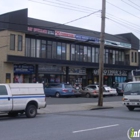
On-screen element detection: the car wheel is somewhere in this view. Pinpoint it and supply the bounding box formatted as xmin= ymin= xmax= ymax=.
xmin=127 ymin=106 xmax=135 ymax=111
xmin=55 ymin=92 xmax=60 ymax=98
xmin=86 ymin=93 xmax=90 ymax=98
xmin=25 ymin=104 xmax=37 ymax=118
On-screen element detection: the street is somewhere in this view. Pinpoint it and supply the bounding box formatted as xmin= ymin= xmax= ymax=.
xmin=0 ymin=97 xmax=140 ymax=140
xmin=46 ymin=95 xmax=122 ymax=105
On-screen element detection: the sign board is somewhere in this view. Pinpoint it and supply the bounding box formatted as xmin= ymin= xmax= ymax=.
xmin=93 ymin=69 xmax=127 ymax=76
xmin=14 ymin=64 xmax=34 ymax=74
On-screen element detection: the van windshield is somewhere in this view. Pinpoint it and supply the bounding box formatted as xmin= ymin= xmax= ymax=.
xmin=124 ymin=83 xmax=140 ymax=95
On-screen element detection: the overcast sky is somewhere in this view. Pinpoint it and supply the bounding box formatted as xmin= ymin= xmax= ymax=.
xmin=1 ymin=0 xmax=140 ymax=39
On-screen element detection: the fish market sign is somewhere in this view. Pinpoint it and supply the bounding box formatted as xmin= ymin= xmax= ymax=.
xmin=93 ymin=69 xmax=127 ymax=76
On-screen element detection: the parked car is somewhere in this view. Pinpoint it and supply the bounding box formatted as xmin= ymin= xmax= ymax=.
xmin=44 ymin=83 xmax=81 ymax=97
xmin=116 ymin=82 xmax=127 ymax=96
xmin=80 ymin=87 xmax=98 ymax=98
xmin=103 ymin=86 xmax=117 ymax=96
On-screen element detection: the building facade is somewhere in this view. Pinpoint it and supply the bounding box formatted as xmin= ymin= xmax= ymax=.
xmin=0 ymin=9 xmax=139 ymax=87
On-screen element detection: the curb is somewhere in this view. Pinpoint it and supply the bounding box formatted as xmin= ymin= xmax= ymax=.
xmin=90 ymin=106 xmax=114 ymax=110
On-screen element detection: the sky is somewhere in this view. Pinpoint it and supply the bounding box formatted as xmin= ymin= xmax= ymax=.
xmin=0 ymin=0 xmax=140 ymax=39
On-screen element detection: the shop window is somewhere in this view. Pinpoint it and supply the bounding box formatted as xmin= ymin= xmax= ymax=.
xmin=36 ymin=39 xmax=40 ymax=58
xmin=18 ymin=35 xmax=22 ymax=51
xmin=62 ymin=43 xmax=66 ymax=60
xmin=31 ymin=39 xmax=36 ymax=57
xmin=25 ymin=38 xmax=31 ymax=57
xmin=84 ymin=46 xmax=87 ymax=62
xmin=87 ymin=47 xmax=91 ymax=62
xmin=41 ymin=40 xmax=46 ymax=58
xmin=79 ymin=46 xmax=83 ymax=61
xmin=57 ymin=42 xmax=62 ymax=60
xmin=10 ymin=34 xmax=15 ymax=50
xmin=66 ymin=44 xmax=70 ymax=60
xmin=71 ymin=44 xmax=75 ymax=61
xmin=52 ymin=42 xmax=57 ymax=59
xmin=92 ymin=47 xmax=95 ymax=63
xmin=76 ymin=45 xmax=79 ymax=61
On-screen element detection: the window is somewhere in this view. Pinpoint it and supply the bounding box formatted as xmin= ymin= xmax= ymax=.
xmin=36 ymin=40 xmax=40 ymax=58
xmin=0 ymin=86 xmax=8 ymax=95
xmin=62 ymin=43 xmax=66 ymax=60
xmin=31 ymin=39 xmax=36 ymax=57
xmin=108 ymin=50 xmax=113 ymax=64
xmin=71 ymin=44 xmax=75 ymax=61
xmin=131 ymin=52 xmax=134 ymax=62
xmin=113 ymin=50 xmax=115 ymax=64
xmin=87 ymin=47 xmax=91 ymax=62
xmin=79 ymin=46 xmax=83 ymax=61
xmin=95 ymin=48 xmax=99 ymax=63
xmin=10 ymin=34 xmax=15 ymax=50
xmin=119 ymin=51 xmax=122 ymax=61
xmin=92 ymin=47 xmax=95 ymax=63
xmin=25 ymin=38 xmax=31 ymax=57
xmin=66 ymin=44 xmax=70 ymax=60
xmin=115 ymin=51 xmax=118 ymax=64
xmin=84 ymin=46 xmax=87 ymax=62
xmin=52 ymin=42 xmax=57 ymax=59
xmin=76 ymin=45 xmax=79 ymax=61
xmin=41 ymin=40 xmax=46 ymax=58
xmin=18 ymin=35 xmax=22 ymax=51
xmin=135 ymin=52 xmax=137 ymax=63
xmin=57 ymin=42 xmax=62 ymax=60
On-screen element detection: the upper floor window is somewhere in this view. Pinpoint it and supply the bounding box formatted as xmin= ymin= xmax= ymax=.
xmin=131 ymin=52 xmax=134 ymax=62
xmin=135 ymin=52 xmax=137 ymax=63
xmin=18 ymin=35 xmax=23 ymax=51
xmin=10 ymin=34 xmax=15 ymax=50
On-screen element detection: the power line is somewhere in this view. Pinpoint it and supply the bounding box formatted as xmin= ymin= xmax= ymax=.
xmin=55 ymin=0 xmax=98 ymax=11
xmin=107 ymin=17 xmax=140 ymax=34
xmin=59 ymin=10 xmax=101 ymax=25
xmin=128 ymin=0 xmax=140 ymax=8
xmin=121 ymin=0 xmax=140 ymax=11
xmin=107 ymin=1 xmax=140 ymax=20
xmin=29 ymin=0 xmax=92 ymax=13
xmin=41 ymin=0 xmax=95 ymax=12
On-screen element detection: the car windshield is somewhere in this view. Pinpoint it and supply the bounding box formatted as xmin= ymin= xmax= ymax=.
xmin=64 ymin=84 xmax=72 ymax=88
xmin=124 ymin=83 xmax=140 ymax=93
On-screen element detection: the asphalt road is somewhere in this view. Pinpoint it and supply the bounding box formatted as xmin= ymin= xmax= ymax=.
xmin=46 ymin=95 xmax=122 ymax=105
xmin=0 ymin=106 xmax=140 ymax=140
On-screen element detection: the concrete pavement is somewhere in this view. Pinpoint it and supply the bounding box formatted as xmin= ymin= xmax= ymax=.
xmin=38 ymin=101 xmax=123 ymax=114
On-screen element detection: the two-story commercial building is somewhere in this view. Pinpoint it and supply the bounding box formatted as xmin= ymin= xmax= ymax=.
xmin=0 ymin=9 xmax=139 ymax=86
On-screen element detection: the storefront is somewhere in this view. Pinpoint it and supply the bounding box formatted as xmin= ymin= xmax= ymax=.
xmin=63 ymin=67 xmax=86 ymax=86
xmin=14 ymin=64 xmax=35 ymax=83
xmin=93 ymin=69 xmax=128 ymax=87
xmin=38 ymin=65 xmax=64 ymax=83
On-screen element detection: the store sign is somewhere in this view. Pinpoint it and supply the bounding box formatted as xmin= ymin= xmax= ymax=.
xmin=14 ymin=64 xmax=34 ymax=74
xmin=55 ymin=31 xmax=75 ymax=39
xmin=38 ymin=65 xmax=63 ymax=73
xmin=63 ymin=67 xmax=86 ymax=75
xmin=75 ymin=35 xmax=99 ymax=43
xmin=105 ymin=40 xmax=131 ymax=49
xmin=28 ymin=27 xmax=55 ymax=35
xmin=93 ymin=69 xmax=127 ymax=76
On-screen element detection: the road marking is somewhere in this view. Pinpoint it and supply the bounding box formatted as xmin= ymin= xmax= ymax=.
xmin=73 ymin=124 xmax=119 ymax=133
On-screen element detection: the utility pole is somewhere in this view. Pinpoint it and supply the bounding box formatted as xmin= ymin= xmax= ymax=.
xmin=98 ymin=0 xmax=106 ymax=106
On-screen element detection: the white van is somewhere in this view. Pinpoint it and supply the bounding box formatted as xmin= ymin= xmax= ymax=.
xmin=0 ymin=83 xmax=46 ymax=118
xmin=123 ymin=81 xmax=140 ymax=111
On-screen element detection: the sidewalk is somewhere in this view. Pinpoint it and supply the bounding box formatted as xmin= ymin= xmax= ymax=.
xmin=38 ymin=101 xmax=123 ymax=114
